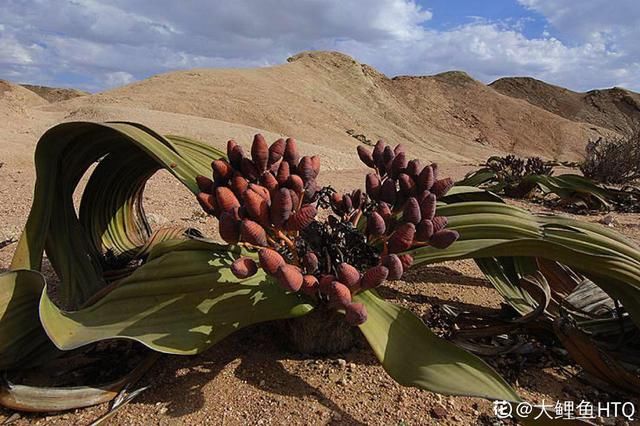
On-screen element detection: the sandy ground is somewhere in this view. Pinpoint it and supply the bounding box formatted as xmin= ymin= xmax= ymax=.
xmin=2 ymin=158 xmax=639 ymax=425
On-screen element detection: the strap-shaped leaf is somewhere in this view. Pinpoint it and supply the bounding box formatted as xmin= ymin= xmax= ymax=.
xmin=442 ymin=185 xmax=504 ymax=203
xmin=475 ymin=257 xmax=539 ymax=316
xmin=39 ymin=241 xmax=313 ymax=354
xmin=0 ymin=270 xmax=59 ymax=370
xmin=410 ymin=202 xmax=640 ymax=328
xmin=2 ymin=122 xmax=227 ymax=369
xmin=456 ymin=168 xmax=497 ymax=187
xmin=11 ymin=122 xmax=211 ymax=307
xmin=355 ymin=291 xmax=520 ymax=401
xmin=524 ymin=174 xmax=614 ymax=210
xmin=457 ymin=165 xmax=634 ymax=211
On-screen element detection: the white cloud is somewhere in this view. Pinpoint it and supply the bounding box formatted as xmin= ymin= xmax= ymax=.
xmin=518 ymin=0 xmax=640 ymax=42
xmin=0 ymin=33 xmax=35 ymax=66
xmin=104 ymin=71 xmax=134 ymax=88
xmin=0 ymin=0 xmax=638 ymax=92
xmin=334 ymin=22 xmax=634 ymax=91
xmin=516 ymin=0 xmax=640 ymax=89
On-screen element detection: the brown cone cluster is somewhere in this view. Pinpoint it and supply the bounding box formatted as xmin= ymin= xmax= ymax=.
xmin=197 ymin=135 xmax=320 ymax=235
xmin=321 ymin=140 xmax=460 ymax=292
xmin=358 ymin=140 xmax=459 ymax=252
xmin=196 ymin=135 xmax=460 ymax=326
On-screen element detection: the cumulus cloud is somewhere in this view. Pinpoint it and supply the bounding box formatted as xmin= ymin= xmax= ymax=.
xmin=517 ymin=0 xmax=640 ymax=89
xmin=518 ymin=0 xmax=640 ymax=43
xmin=334 ymin=22 xmax=636 ymax=91
xmin=0 ymin=0 xmax=638 ymax=91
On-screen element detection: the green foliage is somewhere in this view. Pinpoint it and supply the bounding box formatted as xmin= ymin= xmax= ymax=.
xmin=458 ymin=154 xmax=640 ymax=212
xmin=356 ymin=291 xmax=519 ymax=401
xmin=40 ymin=241 xmax=313 ymax=354
xmin=457 ymin=155 xmax=552 ymax=198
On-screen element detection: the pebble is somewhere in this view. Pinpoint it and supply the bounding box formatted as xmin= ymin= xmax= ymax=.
xmin=599 ymin=214 xmax=616 ymax=227
xmin=430 ymin=405 xmax=448 ymax=419
xmin=336 ymin=358 xmax=347 ymax=368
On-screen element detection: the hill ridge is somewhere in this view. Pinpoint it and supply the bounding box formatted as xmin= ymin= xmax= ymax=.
xmin=47 ymin=50 xmax=614 ymax=162
xmin=491 ymin=76 xmax=640 ymax=135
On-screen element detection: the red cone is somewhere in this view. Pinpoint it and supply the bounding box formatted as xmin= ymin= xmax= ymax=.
xmin=357 ymin=145 xmax=375 ymax=168
xmin=231 ymin=257 xmax=258 ymax=278
xmin=251 ymin=134 xmax=269 ymax=172
xmin=275 ymin=264 xmax=303 ymax=292
xmin=337 ymin=263 xmax=361 ymax=289
xmin=345 ymin=303 xmax=368 ymax=325
xmin=361 ymin=265 xmax=389 ymax=289
xmin=387 ymin=223 xmax=416 ymax=253
xmin=382 ymin=254 xmax=403 ymax=280
xmin=258 ymin=248 xmax=285 ymax=274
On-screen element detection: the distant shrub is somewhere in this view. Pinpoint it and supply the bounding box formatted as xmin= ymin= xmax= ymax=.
xmin=483 ymin=155 xmax=553 ymax=197
xmin=346 ymin=129 xmax=373 ymax=146
xmin=581 ymin=131 xmax=640 ymax=185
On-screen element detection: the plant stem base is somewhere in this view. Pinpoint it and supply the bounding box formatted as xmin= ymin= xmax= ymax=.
xmin=279 ymin=305 xmax=361 ymax=355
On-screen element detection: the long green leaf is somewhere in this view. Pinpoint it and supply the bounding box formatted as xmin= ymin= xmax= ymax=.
xmin=475 ymin=257 xmax=538 ymax=316
xmin=0 ymin=270 xmax=59 ymax=370
xmin=1 ymin=122 xmax=229 ymax=368
xmin=441 ymin=185 xmax=504 ymax=203
xmin=39 ymin=241 xmax=313 ymax=354
xmin=410 ymin=202 xmax=640 ymax=328
xmin=355 ymin=291 xmax=520 ymax=401
xmin=11 ymin=122 xmax=215 ymax=307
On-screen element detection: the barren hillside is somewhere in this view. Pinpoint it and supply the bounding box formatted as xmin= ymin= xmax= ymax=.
xmin=491 ymin=77 xmax=640 ymax=135
xmin=0 ymin=80 xmax=47 ymax=118
xmin=52 ymin=51 xmax=613 ymax=162
xmin=21 ymin=84 xmax=89 ymax=103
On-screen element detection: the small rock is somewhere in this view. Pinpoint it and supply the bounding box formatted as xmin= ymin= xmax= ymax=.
xmin=259 ymin=379 xmax=266 ymax=386
xmin=348 ymin=362 xmax=356 ymax=370
xmin=159 ymin=406 xmax=168 ymax=415
xmin=336 ymin=358 xmax=347 ymax=368
xmin=430 ymin=405 xmax=448 ymax=419
xmin=599 ymin=215 xmax=617 ymax=227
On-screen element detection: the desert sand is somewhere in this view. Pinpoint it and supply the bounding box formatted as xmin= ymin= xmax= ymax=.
xmin=1 ymin=51 xmax=639 ymax=425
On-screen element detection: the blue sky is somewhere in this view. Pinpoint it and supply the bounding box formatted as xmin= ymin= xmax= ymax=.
xmin=1 ymin=0 xmax=638 ymax=92
xmin=419 ymin=0 xmax=544 ymax=34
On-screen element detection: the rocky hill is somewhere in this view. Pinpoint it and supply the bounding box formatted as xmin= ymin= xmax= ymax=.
xmin=4 ymin=51 xmax=637 ymax=165
xmin=21 ymin=84 xmax=88 ymax=103
xmin=491 ymin=77 xmax=640 ymax=135
xmin=0 ymin=79 xmax=47 ymax=118
xmin=52 ymin=51 xmax=612 ymax=162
